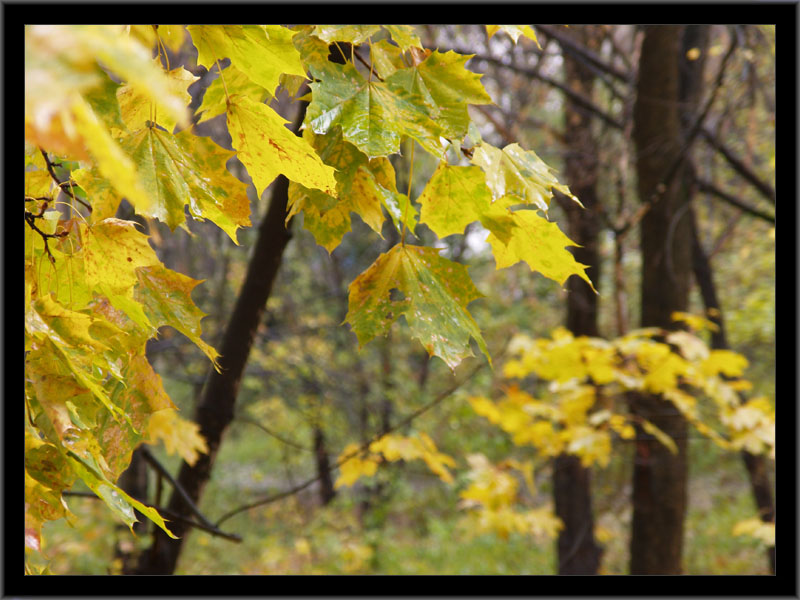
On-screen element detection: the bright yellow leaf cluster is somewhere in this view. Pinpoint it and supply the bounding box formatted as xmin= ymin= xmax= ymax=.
xmin=147 ymin=408 xmax=209 ymax=466
xmin=458 ymin=454 xmax=562 ymax=540
xmin=484 ymin=319 xmax=774 ymax=466
xmin=334 ymin=433 xmax=456 ymax=489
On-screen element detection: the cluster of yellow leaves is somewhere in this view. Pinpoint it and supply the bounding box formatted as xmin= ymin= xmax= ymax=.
xmin=458 ymin=454 xmax=562 ymax=540
xmin=732 ymin=517 xmax=775 ymax=546
xmin=479 ymin=316 xmax=774 ymax=466
xmin=147 ymin=409 xmax=209 ymax=466
xmin=334 ymin=433 xmax=456 ymax=489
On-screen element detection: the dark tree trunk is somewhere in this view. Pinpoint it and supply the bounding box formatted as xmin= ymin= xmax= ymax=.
xmin=629 ymin=25 xmax=691 ymax=575
xmin=552 ymin=24 xmax=603 ymax=576
xmin=313 ymin=426 xmax=337 ymax=506
xmin=134 ymin=100 xmax=308 ymax=575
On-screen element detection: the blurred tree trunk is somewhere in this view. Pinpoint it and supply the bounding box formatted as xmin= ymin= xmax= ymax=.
xmin=116 ymin=447 xmax=149 ymax=574
xmin=133 ymin=98 xmax=308 ymax=575
xmin=552 ymin=24 xmax=604 ymax=576
xmin=679 ymin=25 xmax=776 ymax=574
xmin=313 ymin=425 xmax=337 ymax=506
xmin=629 ymin=25 xmax=691 ymax=575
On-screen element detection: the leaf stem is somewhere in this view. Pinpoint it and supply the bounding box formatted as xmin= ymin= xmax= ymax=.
xmin=215 ymin=58 xmax=231 ymax=108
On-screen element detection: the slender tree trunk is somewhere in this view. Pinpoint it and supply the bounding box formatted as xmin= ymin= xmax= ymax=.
xmin=134 ymin=99 xmax=308 ymax=575
xmin=313 ymin=426 xmax=337 ymax=506
xmin=629 ymin=25 xmax=691 ymax=575
xmin=552 ymin=24 xmax=604 ymax=576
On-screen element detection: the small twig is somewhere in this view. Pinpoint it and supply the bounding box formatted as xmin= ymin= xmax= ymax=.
xmin=138 ymin=446 xmax=217 ymax=531
xmin=695 ymin=177 xmax=774 ymax=224
xmin=39 ymin=148 xmax=92 ymax=213
xmin=234 ymin=416 xmax=313 ymax=452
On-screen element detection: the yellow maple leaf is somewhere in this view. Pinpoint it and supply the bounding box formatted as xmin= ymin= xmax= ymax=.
xmin=147 ymin=409 xmax=208 ymax=466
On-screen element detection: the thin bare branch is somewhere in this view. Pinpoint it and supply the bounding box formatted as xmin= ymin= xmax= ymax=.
xmin=695 ymin=177 xmax=775 ymax=223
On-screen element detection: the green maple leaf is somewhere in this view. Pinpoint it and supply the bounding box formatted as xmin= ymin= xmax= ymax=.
xmin=122 ymin=127 xmax=252 ymax=242
xmin=345 ymin=244 xmax=490 ymax=370
xmin=287 ymin=128 xmax=413 ymax=252
xmin=306 ymin=58 xmax=447 ymax=159
xmin=471 ymin=142 xmax=580 ymax=212
xmin=386 ymin=50 xmax=493 ymax=140
xmin=188 ymin=25 xmax=306 ymax=97
xmin=487 ymin=209 xmax=595 ymax=291
xmin=418 ymin=162 xmax=516 ymax=239
xmin=227 ymin=95 xmax=338 ymax=198
xmin=382 ymin=25 xmax=423 ymax=51
xmin=134 ymin=264 xmax=220 ymax=368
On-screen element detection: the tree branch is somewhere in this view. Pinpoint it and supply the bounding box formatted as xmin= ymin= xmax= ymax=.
xmin=534 ymin=25 xmax=631 ymax=83
xmin=699 ymin=127 xmax=776 ymax=205
xmin=39 ymin=148 xmax=93 ymax=213
xmin=695 ymin=177 xmax=775 ymax=223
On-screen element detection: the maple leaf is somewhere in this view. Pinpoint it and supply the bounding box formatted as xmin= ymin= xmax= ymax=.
xmin=387 ymin=50 xmax=493 ymax=140
xmin=486 ymin=209 xmax=595 ymax=290
xmin=134 ymin=263 xmax=220 ymax=368
xmin=117 ymin=60 xmax=198 ymax=133
xmin=306 ymin=58 xmax=446 ymax=159
xmin=128 ymin=25 xmax=187 ymax=54
xmin=148 ymin=408 xmax=209 ymax=466
xmin=122 ymin=127 xmax=251 ymax=242
xmin=287 ymin=128 xmax=412 ymax=252
xmin=382 ymin=25 xmax=423 ymax=51
xmin=227 ymin=95 xmax=337 ymax=198
xmin=471 ymin=142 xmax=579 ymax=212
xmin=312 ymin=25 xmax=381 ymax=45
xmin=334 ymin=443 xmax=380 ymax=489
xmin=197 ymin=63 xmax=270 ymax=124
xmin=345 ymin=244 xmax=489 ymax=370
xmin=486 ymin=25 xmax=541 ymax=49
xmin=188 ymin=25 xmax=307 ymax=97
xmin=417 ymin=162 xmax=515 ymax=239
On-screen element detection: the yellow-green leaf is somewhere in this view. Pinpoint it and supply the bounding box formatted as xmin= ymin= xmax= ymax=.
xmin=188 ymin=25 xmax=306 ymax=97
xmin=345 ymin=244 xmax=489 ymax=370
xmin=227 ymin=95 xmax=337 ymax=198
xmin=134 ymin=263 xmax=220 ymax=368
xmin=117 ymin=60 xmax=198 ymax=133
xmin=312 ymin=25 xmax=381 ymax=45
xmin=486 ymin=209 xmax=595 ymax=290
xmin=418 ymin=162 xmax=512 ymax=239
xmin=471 ymin=142 xmax=579 ymax=212
xmin=306 ymin=58 xmax=447 ymax=159
xmin=386 ymin=50 xmax=493 ymax=139
xmin=122 ymin=127 xmax=251 ymax=242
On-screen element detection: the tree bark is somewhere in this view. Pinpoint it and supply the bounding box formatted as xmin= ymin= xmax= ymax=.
xmin=552 ymin=24 xmax=603 ymax=576
xmin=629 ymin=25 xmax=691 ymax=575
xmin=134 ymin=100 xmax=307 ymax=575
xmin=313 ymin=426 xmax=337 ymax=506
